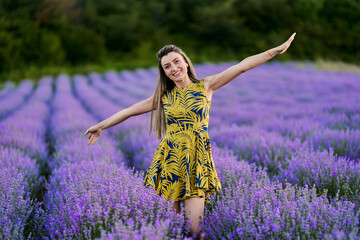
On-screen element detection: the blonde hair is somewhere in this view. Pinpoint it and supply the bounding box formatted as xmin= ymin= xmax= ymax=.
xmin=150 ymin=45 xmax=198 ymax=140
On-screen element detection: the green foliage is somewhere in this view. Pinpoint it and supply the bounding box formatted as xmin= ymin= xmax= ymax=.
xmin=57 ymin=24 xmax=106 ymax=64
xmin=0 ymin=20 xmax=23 ymax=72
xmin=0 ymin=0 xmax=359 ymax=83
xmin=0 ymin=18 xmax=66 ymax=72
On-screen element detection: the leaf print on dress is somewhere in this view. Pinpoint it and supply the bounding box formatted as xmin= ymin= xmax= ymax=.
xmin=143 ymin=79 xmax=221 ymax=205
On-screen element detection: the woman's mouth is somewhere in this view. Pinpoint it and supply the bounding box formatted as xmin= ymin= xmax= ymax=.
xmin=173 ymin=70 xmax=181 ymax=76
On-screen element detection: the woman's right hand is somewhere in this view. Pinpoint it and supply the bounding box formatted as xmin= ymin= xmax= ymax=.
xmin=84 ymin=125 xmax=103 ymax=145
xmin=275 ymin=32 xmax=296 ymax=55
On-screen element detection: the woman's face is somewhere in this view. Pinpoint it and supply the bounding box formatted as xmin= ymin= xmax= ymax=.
xmin=160 ymin=51 xmax=189 ymax=82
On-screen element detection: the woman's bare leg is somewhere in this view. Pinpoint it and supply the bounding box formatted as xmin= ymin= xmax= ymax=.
xmin=172 ymin=200 xmax=181 ymax=214
xmin=184 ymin=197 xmax=205 ymax=238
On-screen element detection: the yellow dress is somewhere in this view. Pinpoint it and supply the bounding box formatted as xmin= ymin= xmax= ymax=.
xmin=143 ymin=79 xmax=221 ymax=205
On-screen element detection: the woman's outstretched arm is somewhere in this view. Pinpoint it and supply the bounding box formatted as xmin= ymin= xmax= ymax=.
xmin=84 ymin=95 xmax=155 ymax=145
xmin=204 ymin=32 xmax=296 ymax=93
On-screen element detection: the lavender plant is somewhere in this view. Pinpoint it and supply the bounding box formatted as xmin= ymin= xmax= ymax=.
xmin=211 ymin=124 xmax=303 ymax=176
xmin=40 ymin=160 xmax=189 ymax=239
xmin=0 ymin=77 xmax=52 ymax=156
xmin=307 ymin=128 xmax=360 ymax=161
xmin=0 ymin=81 xmax=15 ymax=99
xmin=0 ymin=146 xmax=39 ymax=187
xmin=0 ymin=80 xmax=33 ymax=118
xmin=0 ymin=167 xmax=35 ymax=239
xmin=277 ymin=148 xmax=360 ymax=204
xmin=97 ymin=218 xmax=192 ymax=240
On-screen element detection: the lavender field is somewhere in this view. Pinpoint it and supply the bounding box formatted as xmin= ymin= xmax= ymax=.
xmin=1 ymin=62 xmax=360 ymax=239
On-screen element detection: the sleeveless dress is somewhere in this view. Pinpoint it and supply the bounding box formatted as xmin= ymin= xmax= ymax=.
xmin=143 ymin=79 xmax=221 ymax=205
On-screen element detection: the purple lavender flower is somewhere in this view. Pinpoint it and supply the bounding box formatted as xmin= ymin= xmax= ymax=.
xmin=277 ymin=147 xmax=360 ymax=202
xmin=0 ymin=167 xmax=34 ymax=239
xmin=0 ymin=80 xmax=33 ymax=118
xmin=0 ymin=81 xmax=15 ymax=99
xmin=307 ymin=128 xmax=360 ymax=161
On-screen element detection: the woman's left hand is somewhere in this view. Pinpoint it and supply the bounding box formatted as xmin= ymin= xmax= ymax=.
xmin=84 ymin=125 xmax=103 ymax=145
xmin=276 ymin=32 xmax=296 ymax=55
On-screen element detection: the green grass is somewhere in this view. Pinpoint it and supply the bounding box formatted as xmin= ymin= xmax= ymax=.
xmin=313 ymin=58 xmax=360 ymax=72
xmin=296 ymin=58 xmax=360 ymax=73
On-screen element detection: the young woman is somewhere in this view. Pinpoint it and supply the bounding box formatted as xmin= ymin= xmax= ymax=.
xmin=84 ymin=32 xmax=296 ymax=239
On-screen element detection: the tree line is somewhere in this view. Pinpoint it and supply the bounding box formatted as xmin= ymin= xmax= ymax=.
xmin=0 ymin=0 xmax=359 ymax=80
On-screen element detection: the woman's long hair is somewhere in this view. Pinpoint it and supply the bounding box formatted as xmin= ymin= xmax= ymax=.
xmin=150 ymin=45 xmax=198 ymax=140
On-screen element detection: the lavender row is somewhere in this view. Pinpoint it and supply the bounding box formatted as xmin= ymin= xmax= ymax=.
xmin=73 ymin=74 xmax=130 ymax=131
xmin=84 ymin=72 xmax=159 ymax=170
xmin=48 ymin=74 xmax=123 ymax=169
xmin=0 ymin=146 xmax=40 ymax=239
xmin=88 ymin=73 xmax=132 ymax=108
xmin=0 ymin=77 xmax=53 ymax=239
xmin=0 ymin=81 xmax=15 ymax=99
xmin=73 ymin=74 xmax=156 ymax=169
xmin=307 ymin=128 xmax=360 ymax=161
xmin=0 ymin=77 xmax=52 ymax=156
xmin=0 ymin=166 xmax=39 ymax=239
xmin=277 ymin=148 xmax=360 ymax=203
xmin=0 ymin=76 xmax=52 ymax=183
xmin=0 ymin=80 xmax=33 ymax=119
xmin=103 ymin=70 xmax=155 ymax=99
xmin=210 ymin=124 xmax=303 ymax=176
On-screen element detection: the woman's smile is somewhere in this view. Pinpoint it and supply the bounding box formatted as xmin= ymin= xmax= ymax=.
xmin=172 ymin=70 xmax=182 ymax=77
